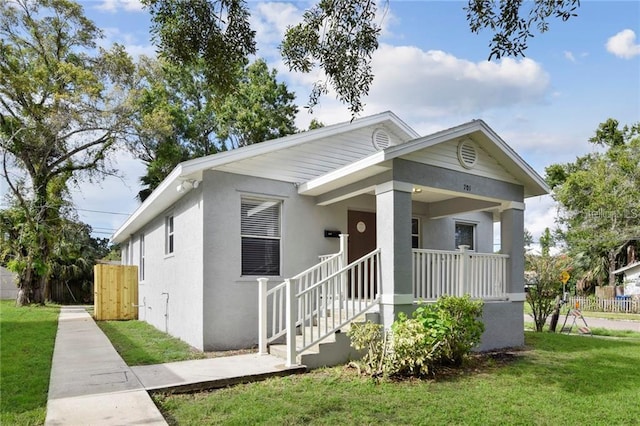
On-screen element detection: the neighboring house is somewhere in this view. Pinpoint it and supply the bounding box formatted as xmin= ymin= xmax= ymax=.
xmin=613 ymin=262 xmax=640 ymax=297
xmin=112 ymin=111 xmax=547 ymax=362
xmin=1 ymin=266 xmax=18 ymax=300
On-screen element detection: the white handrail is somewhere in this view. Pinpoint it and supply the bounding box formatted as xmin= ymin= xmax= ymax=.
xmin=258 ymin=235 xmax=348 ymax=355
xmin=294 ymin=248 xmax=381 ymax=357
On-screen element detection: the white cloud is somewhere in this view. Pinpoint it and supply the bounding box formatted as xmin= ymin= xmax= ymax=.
xmin=96 ymin=0 xmax=144 ymax=13
xmin=251 ymin=2 xmax=304 ymax=59
xmin=364 ymin=44 xmax=550 ymax=121
xmin=606 ymin=29 xmax=640 ymax=59
xmin=564 ymin=51 xmax=576 ymax=62
xmin=70 ymin=150 xmax=146 ymax=236
xmin=99 ymin=27 xmax=155 ymax=59
xmin=524 ymin=194 xmax=561 ymax=254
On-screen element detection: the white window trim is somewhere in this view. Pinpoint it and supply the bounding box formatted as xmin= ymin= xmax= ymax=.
xmin=240 ymin=196 xmax=282 ymax=277
xmin=165 ymin=214 xmax=175 ymax=256
xmin=454 ymin=221 xmax=476 ymax=251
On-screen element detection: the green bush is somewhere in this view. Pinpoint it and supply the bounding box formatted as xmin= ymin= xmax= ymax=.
xmin=347 ymin=321 xmax=385 ymax=376
xmin=413 ymin=295 xmax=484 ymax=366
xmin=388 ymin=314 xmax=441 ymax=377
xmin=348 ymin=295 xmax=485 ymax=378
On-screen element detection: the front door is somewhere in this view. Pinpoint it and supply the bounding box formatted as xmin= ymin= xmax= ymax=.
xmin=347 ymin=211 xmax=377 ymax=297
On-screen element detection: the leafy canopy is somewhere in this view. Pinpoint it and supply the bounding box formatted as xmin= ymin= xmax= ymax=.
xmin=127 ymin=57 xmax=298 ymax=200
xmin=143 ymin=0 xmax=581 ymax=116
xmin=545 ymin=119 xmax=640 ymax=286
xmin=0 ymin=0 xmax=134 ymax=303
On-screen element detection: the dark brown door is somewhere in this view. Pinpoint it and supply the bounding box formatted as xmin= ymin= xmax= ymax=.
xmin=347 ymin=211 xmax=377 ymax=298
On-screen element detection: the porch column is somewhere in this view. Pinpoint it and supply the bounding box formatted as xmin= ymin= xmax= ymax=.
xmin=375 ymin=181 xmax=414 ymax=330
xmin=500 ymin=203 xmax=526 ymax=300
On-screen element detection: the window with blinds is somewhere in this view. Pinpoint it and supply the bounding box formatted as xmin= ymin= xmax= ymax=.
xmin=241 ymin=198 xmax=281 ymax=276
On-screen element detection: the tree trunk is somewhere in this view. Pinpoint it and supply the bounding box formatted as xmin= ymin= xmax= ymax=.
xmin=16 ymin=288 xmax=29 ymax=306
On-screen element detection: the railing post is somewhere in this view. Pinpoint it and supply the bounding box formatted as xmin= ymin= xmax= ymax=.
xmin=458 ymin=245 xmax=470 ymax=296
xmin=257 ymin=278 xmax=269 ymax=355
xmin=285 ymin=278 xmax=298 ymax=367
xmin=339 ymin=234 xmax=348 ymax=308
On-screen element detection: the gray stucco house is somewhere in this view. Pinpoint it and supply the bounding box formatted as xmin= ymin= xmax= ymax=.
xmin=112 ymin=111 xmax=548 ymax=364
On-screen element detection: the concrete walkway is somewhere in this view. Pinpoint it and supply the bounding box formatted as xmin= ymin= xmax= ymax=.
xmin=45 ymin=306 xmax=305 ymax=425
xmin=132 ymin=354 xmax=306 ymax=393
xmin=45 ymin=306 xmax=167 ymax=425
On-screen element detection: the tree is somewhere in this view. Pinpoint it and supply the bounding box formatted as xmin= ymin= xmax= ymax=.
xmin=525 ymin=253 xmax=572 ymax=332
xmin=0 ymin=0 xmax=134 ymax=304
xmin=545 ymin=119 xmax=640 ymax=287
xmin=129 ymin=57 xmax=298 ymax=199
xmin=215 ymin=59 xmax=298 ymax=149
xmin=143 ymin=0 xmax=580 ymax=116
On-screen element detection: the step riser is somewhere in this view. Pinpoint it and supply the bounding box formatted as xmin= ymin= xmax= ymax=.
xmin=269 ymin=313 xmax=379 ymax=369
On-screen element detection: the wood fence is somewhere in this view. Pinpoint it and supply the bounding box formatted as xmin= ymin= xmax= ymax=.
xmin=94 ymin=264 xmax=138 ymax=320
xmin=567 ymin=296 xmax=640 ymax=314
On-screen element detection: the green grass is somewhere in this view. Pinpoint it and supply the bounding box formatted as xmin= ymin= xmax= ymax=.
xmin=154 ymin=333 xmax=640 ymax=425
xmin=0 ymin=300 xmax=60 ymax=426
xmin=96 ymin=320 xmax=206 ymax=365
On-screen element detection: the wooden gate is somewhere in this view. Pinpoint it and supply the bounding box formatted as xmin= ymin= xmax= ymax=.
xmin=94 ymin=264 xmax=138 ymax=320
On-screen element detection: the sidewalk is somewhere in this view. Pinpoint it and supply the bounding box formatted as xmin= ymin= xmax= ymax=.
xmin=524 ymin=314 xmax=640 ymax=332
xmin=45 ymin=306 xmax=167 ymax=426
xmin=45 ymin=306 xmax=306 ymax=425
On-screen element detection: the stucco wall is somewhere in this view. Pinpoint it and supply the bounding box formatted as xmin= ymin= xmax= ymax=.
xmin=477 ymin=301 xmax=525 ymax=350
xmin=128 ymin=187 xmax=205 ymax=350
xmin=201 ymin=170 xmax=366 ymax=350
xmin=419 ymin=211 xmax=494 ymax=253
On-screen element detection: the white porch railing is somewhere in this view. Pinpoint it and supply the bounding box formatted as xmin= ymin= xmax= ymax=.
xmin=258 ymin=235 xmax=380 ymax=367
xmin=413 ymin=246 xmax=508 ymax=300
xmin=294 ymin=248 xmax=380 ymax=357
xmin=258 ymin=235 xmax=348 ymax=357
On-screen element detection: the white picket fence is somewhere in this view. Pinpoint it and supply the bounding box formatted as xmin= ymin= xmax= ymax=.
xmin=567 ymin=296 xmax=640 ymax=314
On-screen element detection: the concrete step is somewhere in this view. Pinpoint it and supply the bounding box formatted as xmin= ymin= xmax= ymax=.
xmin=269 ymin=311 xmax=379 ymax=369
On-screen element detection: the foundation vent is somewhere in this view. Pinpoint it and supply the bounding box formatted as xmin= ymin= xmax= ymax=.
xmin=457 ymin=139 xmax=478 ymax=169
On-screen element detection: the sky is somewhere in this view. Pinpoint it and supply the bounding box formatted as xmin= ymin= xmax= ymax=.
xmin=8 ymin=0 xmax=640 ymax=246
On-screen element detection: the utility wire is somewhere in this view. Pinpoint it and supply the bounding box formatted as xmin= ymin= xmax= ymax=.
xmin=76 ymin=208 xmax=130 ymax=216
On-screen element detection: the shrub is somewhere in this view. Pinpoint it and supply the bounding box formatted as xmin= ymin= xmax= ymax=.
xmin=348 ymin=295 xmax=485 ymax=378
xmin=347 ymin=321 xmax=385 ymax=377
xmin=413 ymin=295 xmax=485 ymax=366
xmin=387 ymin=314 xmax=441 ymax=377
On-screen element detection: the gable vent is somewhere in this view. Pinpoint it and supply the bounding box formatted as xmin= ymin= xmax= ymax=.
xmin=372 ymin=129 xmax=392 ymax=151
xmin=457 ymin=139 xmax=478 ymax=169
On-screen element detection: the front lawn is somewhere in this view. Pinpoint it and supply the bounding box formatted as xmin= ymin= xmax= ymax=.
xmin=154 ymin=332 xmax=640 ymax=425
xmin=96 ymin=320 xmax=206 ymax=365
xmin=0 ymin=300 xmax=60 ymax=425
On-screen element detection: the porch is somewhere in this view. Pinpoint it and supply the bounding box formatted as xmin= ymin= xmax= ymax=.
xmin=257 ymin=235 xmax=509 ymax=367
